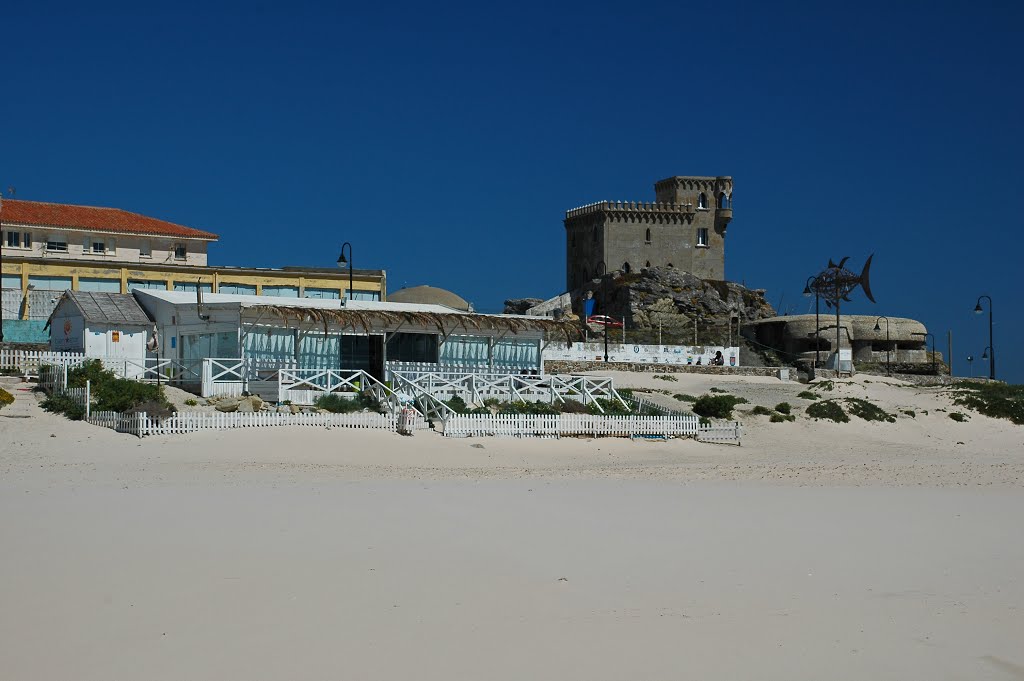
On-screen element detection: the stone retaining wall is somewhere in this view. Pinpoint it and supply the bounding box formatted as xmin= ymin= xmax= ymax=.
xmin=545 ymin=360 xmax=791 ymax=378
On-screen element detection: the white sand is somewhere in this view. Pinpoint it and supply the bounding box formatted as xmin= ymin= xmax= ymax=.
xmin=1 ymin=374 xmax=1022 ymax=680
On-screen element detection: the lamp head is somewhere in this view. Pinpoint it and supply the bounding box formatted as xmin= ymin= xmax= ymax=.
xmin=967 ymin=355 xmax=973 ymax=362
xmin=974 ymin=302 xmax=983 ymax=314
xmin=337 ymin=252 xmax=348 ymax=267
xmin=981 ymin=349 xmax=989 ymax=360
xmin=873 ymin=322 xmax=881 ymax=332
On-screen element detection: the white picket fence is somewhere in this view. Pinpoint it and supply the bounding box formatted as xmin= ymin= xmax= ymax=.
xmin=1 ymin=348 xmax=86 ymax=373
xmin=697 ymin=423 xmax=744 ymax=445
xmin=87 ymin=409 xmax=409 ymax=438
xmin=443 ymin=413 xmax=734 ymax=439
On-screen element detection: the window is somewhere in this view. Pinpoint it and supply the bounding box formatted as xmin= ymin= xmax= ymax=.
xmin=173 ymin=282 xmax=213 ymax=293
xmin=262 ymin=286 xmax=300 ymax=298
xmin=698 ymin=193 xmax=708 ymax=210
xmin=140 ymin=241 xmax=151 ymax=257
xmin=719 ymin=193 xmax=731 ymax=209
xmin=28 ymin=275 xmax=72 ymax=290
xmin=218 ymin=283 xmax=257 ymax=295
xmin=91 ymin=241 xmax=106 ymax=254
xmin=645 ymin=261 xmax=651 ymax=268
xmin=174 ymin=244 xmax=187 ymax=259
xmin=127 ymin=280 xmax=165 ymax=291
xmin=644 ymin=228 xmax=651 ymax=244
xmin=344 ymin=289 xmax=382 ymax=301
xmin=622 ymin=262 xmax=631 ymax=273
xmin=23 ymin=233 xmax=32 ymax=248
xmin=78 ymin=278 xmax=121 ymax=293
xmin=697 ymin=228 xmax=709 ymax=247
xmin=46 ymin=237 xmax=68 ymax=252
xmin=305 ymin=287 xmax=341 ymax=300
xmin=5 ymin=231 xmax=20 ymax=248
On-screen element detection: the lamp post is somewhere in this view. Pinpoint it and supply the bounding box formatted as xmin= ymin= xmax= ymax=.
xmin=913 ymin=331 xmax=937 ymax=375
xmin=336 ymin=242 xmax=353 ymax=302
xmin=873 ymin=316 xmax=891 ymax=376
xmin=981 ymin=347 xmax=992 ymax=377
xmin=966 ymin=354 xmax=974 ymax=378
xmin=803 ymin=276 xmax=821 ymax=366
xmin=973 ymin=295 xmax=994 ymax=380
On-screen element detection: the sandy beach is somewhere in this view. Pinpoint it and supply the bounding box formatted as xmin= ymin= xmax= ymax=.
xmin=2 ymin=373 xmax=1022 ymax=680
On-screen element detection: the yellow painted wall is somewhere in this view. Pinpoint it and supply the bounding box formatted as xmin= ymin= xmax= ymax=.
xmin=1 ymin=259 xmax=385 ymax=320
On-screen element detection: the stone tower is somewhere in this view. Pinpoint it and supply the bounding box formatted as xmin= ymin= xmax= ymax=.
xmin=563 ymin=176 xmax=733 ymax=291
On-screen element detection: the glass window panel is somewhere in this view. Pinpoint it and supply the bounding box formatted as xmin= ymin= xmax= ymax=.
xmin=345 ymin=289 xmax=381 ymax=301
xmin=439 ymin=336 xmax=490 ymax=368
xmin=262 ymin=286 xmax=299 ymax=298
xmin=218 ymin=283 xmax=257 ymax=295
xmin=388 ymin=332 xmax=437 ymax=363
xmin=173 ymin=282 xmax=213 ymax=293
xmin=304 ymin=287 xmax=341 ymax=300
xmin=243 ymin=328 xmax=296 ymax=364
xmin=6 ymin=231 xmax=20 ymax=247
xmin=28 ymin=275 xmax=73 ymax=291
xmin=78 ymin=278 xmax=121 ymax=293
xmin=2 ymin=274 xmax=21 ymax=289
xmin=127 ymin=280 xmax=166 ymax=291
xmin=298 ymin=333 xmax=340 ymax=371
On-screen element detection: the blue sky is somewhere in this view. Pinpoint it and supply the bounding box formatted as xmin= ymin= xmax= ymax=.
xmin=4 ymin=0 xmax=1022 ymax=382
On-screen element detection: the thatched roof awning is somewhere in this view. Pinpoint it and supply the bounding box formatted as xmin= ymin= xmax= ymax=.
xmin=246 ymin=304 xmax=583 ymax=344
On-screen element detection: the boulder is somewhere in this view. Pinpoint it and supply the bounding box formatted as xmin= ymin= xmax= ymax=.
xmin=215 ymin=398 xmax=241 ymax=413
xmin=237 ymin=398 xmax=255 ymax=413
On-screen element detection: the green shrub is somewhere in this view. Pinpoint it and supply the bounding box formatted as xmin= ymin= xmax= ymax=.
xmin=901 ymin=410 xmax=916 ymax=418
xmin=555 ymin=400 xmax=590 ymax=414
xmin=806 ymin=399 xmax=849 ymax=423
xmin=41 ymin=393 xmax=86 ymax=420
xmin=813 ymin=380 xmax=835 ymax=392
xmin=949 ymin=412 xmax=968 ymax=422
xmin=845 ymin=398 xmax=896 ymax=423
xmin=797 ymin=391 xmax=820 ymax=400
xmin=314 ymin=392 xmax=382 ymax=414
xmin=950 ymin=381 xmax=1024 ymax=425
xmin=587 ymin=398 xmax=633 ymax=415
xmin=501 ymin=400 xmax=560 ymax=415
xmin=184 ymin=398 xmax=198 ymax=407
xmin=750 ymin=405 xmax=774 ymax=416
xmin=43 ymin=360 xmax=175 ymax=419
xmin=0 ymin=388 xmax=13 ymax=409
xmin=770 ymin=413 xmax=796 ymax=423
xmin=692 ymin=394 xmax=744 ymax=419
xmin=673 ymin=393 xmax=697 ymax=402
xmin=775 ymin=402 xmax=792 ymax=414
xmin=443 ymin=395 xmax=470 ymax=414
xmin=653 ymin=374 xmax=678 ymax=382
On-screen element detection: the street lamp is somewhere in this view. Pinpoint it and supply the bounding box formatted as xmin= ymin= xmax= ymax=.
xmin=336 ymin=242 xmax=353 ymax=302
xmin=873 ymin=316 xmax=891 ymax=376
xmin=803 ymin=276 xmax=821 ymax=366
xmin=913 ymin=331 xmax=937 ymax=375
xmin=966 ymin=354 xmax=974 ymax=378
xmin=973 ymin=295 xmax=994 ymax=380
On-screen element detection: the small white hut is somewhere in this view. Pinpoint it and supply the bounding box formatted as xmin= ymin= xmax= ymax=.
xmin=48 ymin=291 xmax=152 ymax=363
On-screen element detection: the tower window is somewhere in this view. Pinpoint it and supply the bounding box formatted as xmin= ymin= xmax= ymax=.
xmin=622 ymin=262 xmax=631 ymax=274
xmin=719 ymin=193 xmax=731 ymax=209
xmin=697 ymin=228 xmax=709 ymax=247
xmin=645 ymin=261 xmax=651 ymax=268
xmin=697 ymin=193 xmax=708 ymax=210
xmin=644 ymin=228 xmax=651 ymax=244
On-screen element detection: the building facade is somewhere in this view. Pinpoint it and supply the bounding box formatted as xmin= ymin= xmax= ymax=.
xmin=1 ymin=199 xmax=387 ymax=342
xmin=563 ymin=176 xmax=733 ymax=291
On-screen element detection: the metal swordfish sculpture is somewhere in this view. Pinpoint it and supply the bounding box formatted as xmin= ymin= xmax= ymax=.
xmin=808 ymin=254 xmax=875 ymax=371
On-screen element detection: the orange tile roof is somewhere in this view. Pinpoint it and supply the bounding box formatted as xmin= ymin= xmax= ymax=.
xmin=0 ymin=199 xmax=219 ymax=240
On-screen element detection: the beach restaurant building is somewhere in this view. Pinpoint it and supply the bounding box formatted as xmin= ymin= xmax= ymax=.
xmin=130 ymin=289 xmax=573 ymax=381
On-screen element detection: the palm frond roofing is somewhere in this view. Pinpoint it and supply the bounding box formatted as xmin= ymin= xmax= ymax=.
xmin=255 ymin=303 xmax=582 ymax=343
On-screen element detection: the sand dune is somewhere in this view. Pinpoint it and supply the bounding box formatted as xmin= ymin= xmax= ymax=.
xmin=1 ymin=374 xmax=1021 ymax=680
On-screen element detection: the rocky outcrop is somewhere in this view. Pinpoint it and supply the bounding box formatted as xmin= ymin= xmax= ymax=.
xmin=207 ymin=395 xmax=265 ymax=412
xmin=503 ymin=298 xmax=544 ymax=315
xmin=568 ymin=267 xmax=775 ymax=345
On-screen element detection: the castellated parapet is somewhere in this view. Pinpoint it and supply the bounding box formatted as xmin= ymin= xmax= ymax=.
xmin=564 ymin=176 xmax=733 ymax=292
